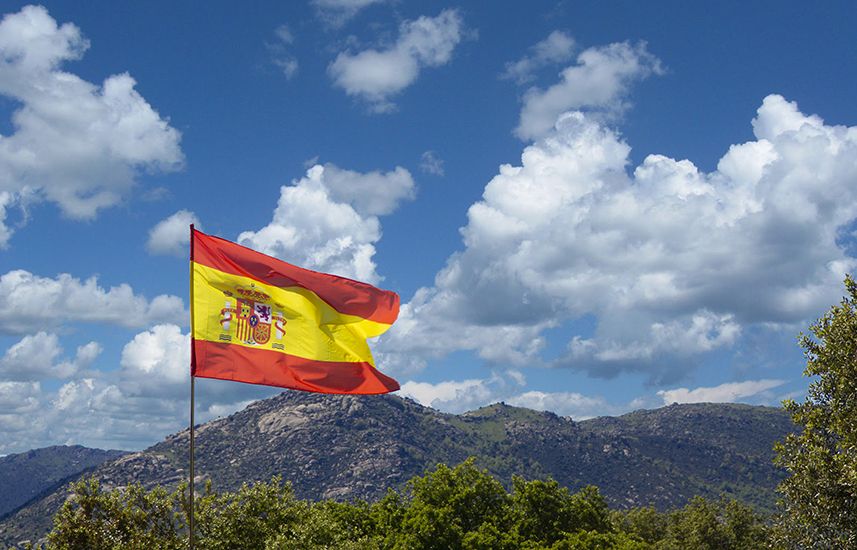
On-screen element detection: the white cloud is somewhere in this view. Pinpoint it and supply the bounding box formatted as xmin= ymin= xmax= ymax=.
xmin=501 ymin=30 xmax=575 ymax=84
xmin=312 ymin=0 xmax=385 ymax=27
xmin=657 ymin=379 xmax=786 ymax=405
xmin=0 ymin=322 xmax=276 ymax=453
xmin=119 ymin=323 xmax=189 ymax=395
xmin=238 ymin=163 xmax=414 ymax=284
xmin=398 ymin=369 xmax=524 ymax=413
xmin=506 ymin=391 xmax=610 ymax=420
xmin=568 ymin=311 xmax=741 ymax=363
xmin=398 ymin=372 xmax=629 ymax=420
xmin=0 ymin=381 xmax=40 ymax=414
xmin=399 ymin=378 xmax=488 ymax=411
xmin=0 ymin=269 xmax=186 ymax=334
xmin=380 ymin=95 xmax=857 ymax=383
xmin=0 ymin=191 xmax=13 ymax=248
xmin=45 ymin=377 xmax=187 ymax=451
xmin=516 ymin=41 xmax=662 ymax=140
xmin=146 ymin=209 xmax=199 ymax=257
xmin=0 ymin=331 xmax=100 ymax=380
xmin=115 ymin=325 xmax=276 ymax=409
xmin=420 ymin=150 xmax=445 ymax=176
xmin=316 ymin=163 xmax=415 ymax=216
xmin=270 ymin=24 xmax=298 ymax=79
xmin=0 ymin=5 xmax=183 ymax=242
xmin=328 ymin=9 xmax=463 ymax=112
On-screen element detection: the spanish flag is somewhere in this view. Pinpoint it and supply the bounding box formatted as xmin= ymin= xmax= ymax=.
xmin=190 ymin=227 xmax=400 ymax=394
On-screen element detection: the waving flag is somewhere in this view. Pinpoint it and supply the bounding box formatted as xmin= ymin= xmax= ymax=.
xmin=190 ymin=227 xmax=400 ymax=394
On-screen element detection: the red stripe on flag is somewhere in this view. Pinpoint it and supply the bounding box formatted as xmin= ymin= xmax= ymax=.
xmin=192 ymin=229 xmax=399 ymax=325
xmin=191 ymin=340 xmax=400 ymax=395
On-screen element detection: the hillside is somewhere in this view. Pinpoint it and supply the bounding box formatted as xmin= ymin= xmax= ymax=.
xmin=0 ymin=446 xmax=125 ymax=520
xmin=0 ymin=393 xmax=796 ymax=547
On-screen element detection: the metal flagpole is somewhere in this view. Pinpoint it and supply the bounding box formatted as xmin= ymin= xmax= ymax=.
xmin=189 ymin=375 xmax=195 ymax=549
xmin=189 ymin=223 xmax=196 ymax=550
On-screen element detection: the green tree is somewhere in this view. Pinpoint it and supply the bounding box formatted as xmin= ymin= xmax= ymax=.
xmin=264 ymin=500 xmax=380 ymax=549
xmin=773 ymin=276 xmax=857 ymax=547
xmin=658 ymin=496 xmax=767 ymax=550
xmin=47 ymin=478 xmax=184 ymax=549
xmin=391 ymin=458 xmax=513 ymax=550
xmin=194 ymin=476 xmax=305 ymax=549
xmin=42 ymin=459 xmax=772 ymax=549
xmin=614 ymin=506 xmax=667 ymax=545
xmin=509 ymin=477 xmax=578 ymax=546
xmin=549 ymin=530 xmax=650 ymax=550
xmin=508 ymin=478 xmax=615 ymax=546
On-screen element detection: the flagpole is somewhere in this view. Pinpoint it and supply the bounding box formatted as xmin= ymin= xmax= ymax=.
xmin=189 ymin=223 xmax=196 ymax=550
xmin=189 ymin=374 xmax=195 ymax=549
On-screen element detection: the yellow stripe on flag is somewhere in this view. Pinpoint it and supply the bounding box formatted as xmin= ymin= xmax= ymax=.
xmin=192 ymin=262 xmax=389 ymax=365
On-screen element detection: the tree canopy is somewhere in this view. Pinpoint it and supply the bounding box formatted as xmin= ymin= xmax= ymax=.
xmin=37 ymin=459 xmax=768 ymax=550
xmin=773 ymin=275 xmax=857 ymax=547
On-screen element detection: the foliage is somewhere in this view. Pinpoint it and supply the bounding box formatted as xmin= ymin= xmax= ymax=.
xmin=392 ymin=458 xmax=511 ymax=549
xmin=655 ymin=496 xmax=767 ymax=550
xmin=194 ymin=476 xmax=306 ymax=550
xmin=46 ymin=478 xmax=185 ymax=549
xmin=35 ymin=459 xmax=772 ymax=550
xmin=773 ymin=275 xmax=857 ymax=547
xmin=612 ymin=506 xmax=667 ymax=544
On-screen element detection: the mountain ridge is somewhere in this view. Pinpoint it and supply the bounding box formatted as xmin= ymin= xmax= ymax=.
xmin=0 ymin=446 xmax=125 ymax=521
xmin=0 ymin=393 xmax=796 ymax=547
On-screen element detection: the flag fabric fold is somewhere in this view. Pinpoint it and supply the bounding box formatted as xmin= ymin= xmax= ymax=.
xmin=190 ymin=227 xmax=400 ymax=394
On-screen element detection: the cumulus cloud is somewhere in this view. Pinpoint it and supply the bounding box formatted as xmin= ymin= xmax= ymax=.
xmin=312 ymin=0 xmax=385 ymax=27
xmin=0 ymin=381 xmax=42 ymax=436
xmin=328 ymin=9 xmax=463 ymax=112
xmin=568 ymin=311 xmax=741 ymax=365
xmin=501 ymin=30 xmax=575 ymax=84
xmin=116 ymin=325 xmax=276 ymax=409
xmin=507 ymin=391 xmax=612 ymax=420
xmin=0 ymin=5 xmax=183 ymax=243
xmin=316 ymin=164 xmax=415 ymax=216
xmin=398 ymin=372 xmax=631 ymax=420
xmin=399 ymin=378 xmax=490 ymax=411
xmin=0 ymin=332 xmax=100 ymax=380
xmin=0 ymin=323 xmax=276 ymax=453
xmin=398 ymin=369 xmax=525 ymax=413
xmin=0 ymin=269 xmax=186 ymax=334
xmin=657 ymin=379 xmax=786 ymax=405
xmin=119 ymin=323 xmax=189 ymax=395
xmin=516 ymin=41 xmax=662 ymax=140
xmin=380 ymin=95 xmax=857 ymax=383
xmin=43 ymin=377 xmax=187 ymax=451
xmin=238 ymin=163 xmax=415 ymax=283
xmin=0 ymin=381 xmax=40 ymax=415
xmin=147 ymin=209 xmax=199 ymax=256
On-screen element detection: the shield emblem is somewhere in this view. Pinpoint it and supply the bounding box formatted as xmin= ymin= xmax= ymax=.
xmin=253 ymin=323 xmax=271 ymax=344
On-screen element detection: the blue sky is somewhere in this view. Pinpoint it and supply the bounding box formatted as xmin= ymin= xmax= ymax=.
xmin=1 ymin=0 xmax=856 ymax=453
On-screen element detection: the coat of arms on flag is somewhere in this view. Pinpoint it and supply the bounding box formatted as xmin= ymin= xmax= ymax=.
xmin=219 ymin=289 xmax=286 ymax=347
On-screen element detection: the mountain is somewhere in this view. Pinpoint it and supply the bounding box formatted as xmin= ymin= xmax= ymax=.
xmin=0 ymin=393 xmax=796 ymax=547
xmin=0 ymin=445 xmax=125 ymax=520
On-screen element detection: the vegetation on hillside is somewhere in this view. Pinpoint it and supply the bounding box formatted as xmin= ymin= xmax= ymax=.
xmin=0 ymin=400 xmax=794 ymax=547
xmin=36 ymin=459 xmax=768 ymax=550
